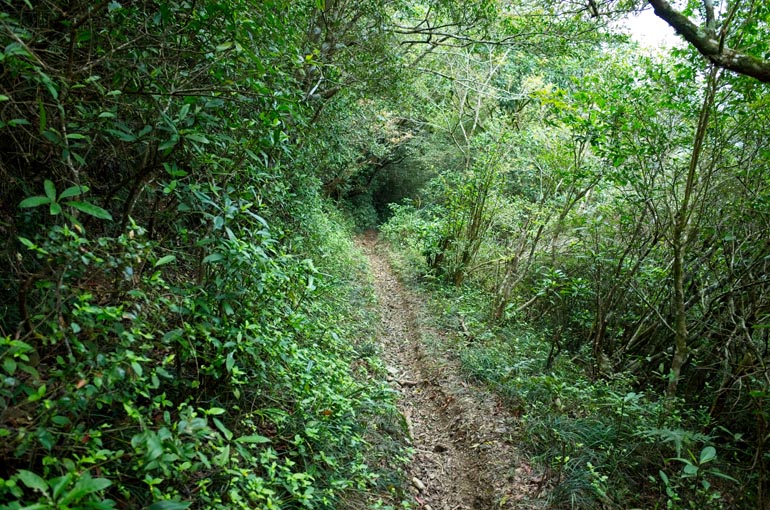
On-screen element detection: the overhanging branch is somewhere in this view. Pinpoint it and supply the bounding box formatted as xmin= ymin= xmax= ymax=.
xmin=648 ymin=0 xmax=770 ymax=83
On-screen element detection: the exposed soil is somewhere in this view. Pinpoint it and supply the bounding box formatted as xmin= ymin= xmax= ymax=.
xmin=358 ymin=232 xmax=545 ymax=510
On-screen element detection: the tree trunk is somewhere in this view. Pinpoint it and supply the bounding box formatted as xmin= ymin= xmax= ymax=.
xmin=665 ymin=66 xmax=720 ymax=399
xmin=667 ymin=236 xmax=689 ymax=398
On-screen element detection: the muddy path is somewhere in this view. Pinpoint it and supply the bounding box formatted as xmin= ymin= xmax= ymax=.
xmin=358 ymin=233 xmax=543 ymax=510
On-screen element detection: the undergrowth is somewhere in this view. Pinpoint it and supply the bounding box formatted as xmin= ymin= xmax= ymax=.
xmin=1 ymin=204 xmax=411 ymax=510
xmin=0 ymin=1 xmax=413 ymax=508
xmin=380 ymin=231 xmax=744 ymax=510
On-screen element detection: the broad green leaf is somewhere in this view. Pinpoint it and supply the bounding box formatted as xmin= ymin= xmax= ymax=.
xmin=59 ymin=472 xmax=112 ymax=505
xmin=202 ymin=253 xmax=224 ymax=263
xmin=28 ymin=384 xmax=46 ymax=402
xmin=154 ymin=255 xmax=176 ymax=267
xmin=38 ymin=71 xmax=58 ymax=100
xmin=18 ymin=236 xmax=46 ymax=253
xmin=86 ymin=500 xmax=117 ymax=510
xmin=236 ymin=434 xmax=271 ymax=444
xmin=51 ymin=415 xmax=70 ymax=425
xmin=67 ymin=201 xmax=113 ymax=220
xmin=82 ymin=476 xmax=112 ymax=493
xmin=178 ymin=104 xmax=190 ymax=121
xmin=683 ymin=463 xmax=698 ymax=475
xmin=19 ymin=196 xmax=51 ymax=208
xmin=42 ymin=129 xmax=62 ymax=144
xmin=699 ymin=446 xmax=716 ymax=464
xmin=17 ymin=470 xmax=48 ymax=493
xmin=37 ymin=428 xmax=54 ymax=450
xmin=158 ymin=137 xmax=178 ymax=152
xmin=49 ymin=202 xmax=62 ymax=216
xmin=163 ymin=180 xmax=178 ymax=194
xmin=213 ymin=417 xmax=233 ymax=441
xmin=0 ymin=94 xmax=9 ymax=101
xmin=162 ymin=329 xmax=183 ymax=343
xmin=146 ymin=433 xmax=163 ymax=461
xmin=50 ymin=473 xmax=73 ymax=499
xmin=4 ymin=43 xmax=32 ymax=58
xmin=59 ymin=185 xmax=88 ymax=199
xmin=71 ymin=151 xmax=86 ymax=166
xmin=225 ymin=351 xmax=235 ymax=372
xmin=147 ymin=501 xmax=192 ymax=510
xmin=184 ymin=133 xmax=209 ymax=144
xmin=215 ymin=443 xmax=230 ymax=465
xmin=3 ymin=357 xmax=17 ymax=375
xmin=44 ymin=180 xmax=56 ymax=201
xmin=106 ymin=129 xmax=136 ymax=142
xmin=163 ymin=162 xmax=187 ymax=177
xmin=155 ymin=367 xmax=172 ymax=379
xmin=207 ymin=407 xmax=226 ymax=415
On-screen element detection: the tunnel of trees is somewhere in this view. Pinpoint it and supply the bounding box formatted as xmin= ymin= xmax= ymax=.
xmin=1 ymin=1 xmax=769 ymax=509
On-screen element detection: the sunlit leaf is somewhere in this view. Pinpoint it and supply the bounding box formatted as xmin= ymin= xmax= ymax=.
xmin=19 ymin=196 xmax=51 ymax=208
xmin=17 ymin=470 xmax=48 ymax=493
xmin=236 ymin=434 xmax=271 ymax=444
xmin=44 ymin=179 xmax=56 ymax=201
xmin=67 ymin=201 xmax=113 ymax=220
xmin=59 ymin=185 xmax=88 ymax=199
xmin=154 ymin=255 xmax=177 ymax=267
xmin=147 ymin=501 xmax=191 ymax=510
xmin=699 ymin=446 xmax=716 ymax=464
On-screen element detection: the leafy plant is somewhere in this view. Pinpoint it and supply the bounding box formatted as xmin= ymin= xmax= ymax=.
xmin=1 ymin=468 xmax=114 ymax=510
xmin=19 ymin=180 xmax=112 ymax=222
xmin=657 ymin=446 xmax=737 ymax=510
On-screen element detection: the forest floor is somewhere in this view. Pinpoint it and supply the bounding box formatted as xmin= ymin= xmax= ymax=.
xmin=358 ymin=232 xmax=546 ymax=510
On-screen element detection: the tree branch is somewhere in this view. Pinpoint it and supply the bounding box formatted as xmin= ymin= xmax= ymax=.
xmin=648 ymin=0 xmax=770 ymax=83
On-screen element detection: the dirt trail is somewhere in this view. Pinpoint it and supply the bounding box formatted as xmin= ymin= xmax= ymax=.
xmin=358 ymin=233 xmax=543 ymax=510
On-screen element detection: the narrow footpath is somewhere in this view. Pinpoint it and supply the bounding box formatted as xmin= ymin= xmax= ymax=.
xmin=359 ymin=233 xmax=543 ymax=510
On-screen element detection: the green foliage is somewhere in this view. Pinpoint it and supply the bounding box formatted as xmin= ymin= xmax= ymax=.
xmin=4 ymin=0 xmax=770 ymax=508
xmin=381 ymin=10 xmax=769 ymax=505
xmin=2 ymin=467 xmax=115 ymax=510
xmin=2 ymin=209 xmax=409 ymax=509
xmin=657 ymin=444 xmax=738 ymax=510
xmin=397 ymin=284 xmax=742 ymax=509
xmin=18 ymin=180 xmax=112 ymax=223
xmin=0 ymin=1 xmax=412 ymax=509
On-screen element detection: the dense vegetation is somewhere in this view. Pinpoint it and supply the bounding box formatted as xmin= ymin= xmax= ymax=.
xmin=380 ymin=2 xmax=770 ymax=509
xmin=0 ymin=1 xmax=411 ymax=508
xmin=1 ymin=0 xmax=769 ymax=509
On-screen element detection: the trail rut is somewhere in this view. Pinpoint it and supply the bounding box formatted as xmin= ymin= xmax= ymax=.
xmin=359 ymin=233 xmax=543 ymax=510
